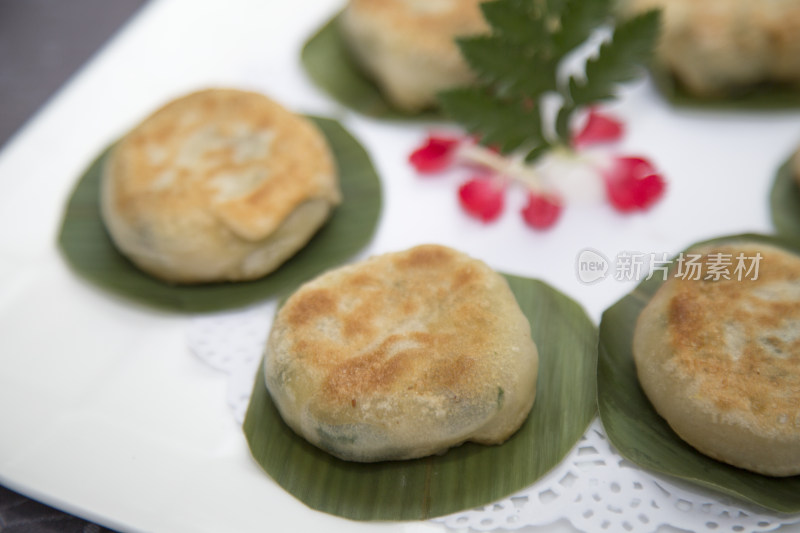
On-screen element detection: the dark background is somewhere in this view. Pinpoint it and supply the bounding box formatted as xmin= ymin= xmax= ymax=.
xmin=0 ymin=2 xmax=147 ymax=530
xmin=0 ymin=0 xmax=147 ymax=148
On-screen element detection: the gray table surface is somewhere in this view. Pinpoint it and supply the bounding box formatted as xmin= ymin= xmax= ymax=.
xmin=0 ymin=2 xmax=147 ymax=530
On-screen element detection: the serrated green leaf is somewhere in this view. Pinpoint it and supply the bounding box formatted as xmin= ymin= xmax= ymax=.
xmin=457 ymin=35 xmax=531 ymax=85
xmin=481 ymin=0 xmax=545 ymax=45
xmin=568 ymin=10 xmax=660 ymax=105
xmin=523 ymin=144 xmax=551 ymax=164
xmin=438 ymin=87 xmax=546 ymax=155
xmin=442 ymin=0 xmax=659 ymax=154
xmin=545 ymin=0 xmax=569 ymax=17
xmin=552 ymin=0 xmax=612 ymax=56
xmin=465 ymin=0 xmax=557 ymax=101
xmin=554 ymin=102 xmax=574 ymax=145
xmin=458 ymin=35 xmax=557 ymax=99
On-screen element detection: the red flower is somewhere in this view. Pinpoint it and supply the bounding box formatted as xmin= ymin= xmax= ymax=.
xmin=408 ymin=108 xmax=665 ymax=232
xmin=573 ymin=109 xmax=624 ymax=148
xmin=521 ymin=192 xmax=563 ymax=229
xmin=409 ymin=135 xmax=461 ymax=173
xmin=603 ymin=157 xmax=666 ymax=212
xmin=458 ymin=177 xmax=505 ymax=222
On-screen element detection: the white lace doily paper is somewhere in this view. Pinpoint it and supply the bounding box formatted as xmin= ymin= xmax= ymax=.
xmin=188 ymin=305 xmax=800 ymax=533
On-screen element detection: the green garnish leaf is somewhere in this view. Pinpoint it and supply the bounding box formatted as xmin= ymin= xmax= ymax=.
xmin=567 ymin=10 xmax=661 ymax=106
xmin=480 ymin=0 xmax=545 ymax=45
xmin=552 ymin=0 xmax=612 ymax=56
xmin=458 ymin=35 xmax=557 ymax=99
xmin=439 ymin=0 xmax=661 ymax=160
xmin=438 ymin=87 xmax=548 ymax=155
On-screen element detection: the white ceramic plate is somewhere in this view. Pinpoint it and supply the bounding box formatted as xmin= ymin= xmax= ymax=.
xmin=2 ymin=1 xmax=800 ymax=532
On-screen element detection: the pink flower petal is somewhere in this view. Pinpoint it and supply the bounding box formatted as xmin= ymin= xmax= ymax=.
xmin=604 ymin=156 xmax=666 ymax=212
xmin=409 ymin=135 xmax=462 ymax=174
xmin=521 ymin=192 xmax=563 ymax=229
xmin=573 ymin=108 xmax=625 ymax=148
xmin=458 ymin=177 xmax=505 ymax=222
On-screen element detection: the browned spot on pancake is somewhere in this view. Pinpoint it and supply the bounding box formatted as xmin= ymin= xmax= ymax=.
xmin=451 ymin=265 xmax=478 ymax=291
xmin=452 ymin=301 xmax=494 ymax=336
xmin=348 ymin=273 xmax=379 ymax=288
xmin=245 ymin=176 xmax=279 ymax=205
xmin=401 ymin=299 xmax=419 ymax=317
xmin=668 ymin=290 xmax=710 ymax=354
xmin=292 ymin=339 xmax=310 ymax=354
xmin=286 ymin=288 xmax=337 ymax=327
xmin=394 ymin=245 xmax=454 ymax=271
xmin=343 ymin=316 xmax=369 ymax=339
xmin=429 ymin=354 xmax=477 ymax=389
xmin=342 ymin=299 xmax=379 ymax=340
xmin=323 ymin=339 xmax=415 ymax=399
xmin=319 ymin=328 xmax=484 ymax=404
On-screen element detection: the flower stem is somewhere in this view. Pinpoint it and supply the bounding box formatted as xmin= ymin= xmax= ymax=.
xmin=456 ymin=143 xmax=550 ymax=193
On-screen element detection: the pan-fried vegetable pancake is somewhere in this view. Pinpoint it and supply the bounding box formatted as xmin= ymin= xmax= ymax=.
xmin=620 ymin=0 xmax=800 ymax=97
xmin=101 ymin=88 xmax=341 ymax=283
xmin=264 ymin=244 xmax=539 ymax=462
xmin=339 ymin=0 xmax=488 ymax=112
xmin=634 ymin=242 xmax=800 ymax=476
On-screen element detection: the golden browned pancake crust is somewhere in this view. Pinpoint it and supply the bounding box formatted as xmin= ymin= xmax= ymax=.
xmin=101 ymin=89 xmax=340 ymax=283
xmin=634 ymin=242 xmax=800 ymax=476
xmin=339 ymin=0 xmax=488 ymax=111
xmin=265 ymin=245 xmax=539 ymax=462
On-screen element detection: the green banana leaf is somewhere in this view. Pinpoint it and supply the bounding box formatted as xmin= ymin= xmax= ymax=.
xmin=597 ymin=232 xmax=800 ymax=513
xmin=651 ymin=67 xmax=800 ymax=110
xmin=57 ymin=116 xmax=382 ymax=312
xmin=243 ymin=275 xmax=598 ymax=520
xmin=301 ymin=14 xmax=443 ymax=121
xmin=770 ymin=155 xmax=800 ymax=242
